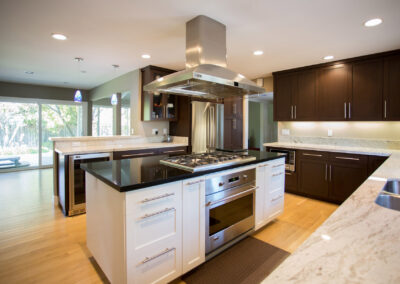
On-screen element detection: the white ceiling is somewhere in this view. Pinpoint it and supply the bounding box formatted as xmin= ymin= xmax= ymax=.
xmin=0 ymin=0 xmax=399 ymax=90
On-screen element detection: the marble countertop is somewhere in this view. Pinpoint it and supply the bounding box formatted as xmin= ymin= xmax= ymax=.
xmin=262 ymin=143 xmax=400 ymax=284
xmin=50 ymin=135 xmax=143 ymax=142
xmin=55 ymin=142 xmax=188 ymax=155
xmin=264 ymin=142 xmax=392 ymax=156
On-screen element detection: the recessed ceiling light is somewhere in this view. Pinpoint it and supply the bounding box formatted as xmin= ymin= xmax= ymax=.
xmin=81 ymin=70 xmax=87 ymax=74
xmin=323 ymin=55 xmax=334 ymax=60
xmin=142 ymin=54 xmax=151 ymax=59
xmin=25 ymin=71 xmax=34 ymax=75
xmin=253 ymin=50 xmax=263 ymax=56
xmin=364 ymin=18 xmax=383 ymax=27
xmin=51 ymin=33 xmax=67 ymax=40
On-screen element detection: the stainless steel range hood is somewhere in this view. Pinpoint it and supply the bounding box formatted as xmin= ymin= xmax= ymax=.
xmin=144 ymin=15 xmax=265 ymax=99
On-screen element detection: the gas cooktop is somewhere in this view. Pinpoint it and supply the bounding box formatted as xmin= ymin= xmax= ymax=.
xmin=160 ymin=151 xmax=256 ymax=172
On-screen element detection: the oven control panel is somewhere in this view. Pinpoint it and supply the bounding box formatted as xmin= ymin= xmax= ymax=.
xmin=205 ymin=168 xmax=255 ymax=195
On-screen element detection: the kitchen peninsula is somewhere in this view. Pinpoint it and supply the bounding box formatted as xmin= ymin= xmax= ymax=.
xmin=51 ymin=135 xmax=188 ymax=216
xmin=81 ymin=151 xmax=285 ymax=284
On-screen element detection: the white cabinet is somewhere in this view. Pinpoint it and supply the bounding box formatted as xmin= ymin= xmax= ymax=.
xmin=182 ymin=177 xmax=206 ymax=274
xmin=255 ymin=157 xmax=285 ymax=230
xmin=126 ymin=181 xmax=183 ymax=284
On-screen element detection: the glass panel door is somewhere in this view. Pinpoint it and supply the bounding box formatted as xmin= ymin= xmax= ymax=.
xmin=165 ymin=95 xmax=177 ymax=119
xmin=92 ymin=105 xmax=113 ymax=136
xmin=0 ymin=102 xmax=39 ymax=171
xmin=41 ymin=104 xmax=83 ymax=166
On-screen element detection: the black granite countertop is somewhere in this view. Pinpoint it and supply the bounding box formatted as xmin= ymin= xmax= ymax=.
xmin=81 ymin=151 xmax=284 ymax=192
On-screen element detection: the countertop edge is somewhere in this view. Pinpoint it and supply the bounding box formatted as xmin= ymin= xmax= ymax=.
xmin=81 ymin=154 xmax=285 ymax=192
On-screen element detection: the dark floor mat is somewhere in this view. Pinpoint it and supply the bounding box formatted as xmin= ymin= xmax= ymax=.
xmin=181 ymin=237 xmax=290 ymax=284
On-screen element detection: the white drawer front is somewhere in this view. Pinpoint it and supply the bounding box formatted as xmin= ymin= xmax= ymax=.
xmin=125 ymin=181 xmax=182 ymax=250
xmin=265 ymin=188 xmax=284 ymax=221
xmin=128 ymin=238 xmax=182 ymax=284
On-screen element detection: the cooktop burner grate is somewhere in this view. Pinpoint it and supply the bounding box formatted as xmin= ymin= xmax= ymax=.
xmin=160 ymin=151 xmax=256 ymax=172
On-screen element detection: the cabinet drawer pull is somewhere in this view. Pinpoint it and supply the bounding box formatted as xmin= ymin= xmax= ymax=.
xmin=303 ymin=153 xmax=322 ymax=157
xmin=258 ymin=164 xmax=268 ymax=168
xmin=141 ymin=193 xmax=175 ymax=203
xmin=272 ymin=172 xmax=284 ymax=177
xmin=384 ymin=100 xmax=387 ymax=119
xmin=140 ymin=207 xmax=175 ymax=219
xmin=271 ymin=195 xmax=283 ymax=202
xmin=348 ymin=102 xmax=351 ymax=119
xmin=272 ymin=164 xmax=285 ymax=168
xmin=335 ymin=156 xmax=360 ymax=161
xmin=121 ymin=152 xmax=155 ymax=158
xmin=186 ymin=180 xmax=203 ymax=186
xmin=139 ymin=247 xmax=176 ymax=265
xmin=163 ymin=149 xmax=185 ymax=154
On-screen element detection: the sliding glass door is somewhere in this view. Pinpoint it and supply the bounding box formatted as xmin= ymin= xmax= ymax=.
xmin=41 ymin=104 xmax=83 ymax=166
xmin=0 ymin=98 xmax=86 ymax=171
xmin=0 ymin=102 xmax=39 ymax=169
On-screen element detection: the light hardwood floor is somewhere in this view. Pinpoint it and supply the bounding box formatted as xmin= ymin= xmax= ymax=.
xmin=0 ymin=169 xmax=338 ymax=283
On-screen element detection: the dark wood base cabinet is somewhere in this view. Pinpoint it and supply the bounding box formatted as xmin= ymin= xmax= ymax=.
xmin=279 ymin=148 xmax=388 ymax=204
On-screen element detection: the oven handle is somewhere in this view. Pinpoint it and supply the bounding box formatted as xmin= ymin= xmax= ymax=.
xmin=206 ymin=186 xmax=258 ymax=207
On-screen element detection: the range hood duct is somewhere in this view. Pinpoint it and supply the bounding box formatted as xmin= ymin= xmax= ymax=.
xmin=144 ymin=15 xmax=265 ymax=99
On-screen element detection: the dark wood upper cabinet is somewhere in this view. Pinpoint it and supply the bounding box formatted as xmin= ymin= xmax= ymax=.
xmin=274 ymin=73 xmax=296 ymax=121
xmin=317 ymin=64 xmax=351 ymax=121
xmin=294 ymin=69 xmax=317 ymax=120
xmin=351 ymin=59 xmax=383 ymax=120
xmin=384 ymin=54 xmax=400 ymax=120
xmin=273 ymin=49 xmax=400 ymax=121
xmin=141 ymin=65 xmax=177 ymax=121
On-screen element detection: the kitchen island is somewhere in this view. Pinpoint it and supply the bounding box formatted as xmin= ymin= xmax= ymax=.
xmin=262 ymin=142 xmax=400 ymax=284
xmin=81 ymin=151 xmax=285 ymax=284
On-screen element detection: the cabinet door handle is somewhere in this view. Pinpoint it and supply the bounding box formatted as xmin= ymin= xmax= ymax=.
xmin=271 ymin=195 xmax=283 ymax=202
xmin=121 ymin=152 xmax=155 ymax=158
xmin=272 ymin=164 xmax=285 ymax=168
xmin=233 ymin=103 xmax=237 ymax=115
xmin=344 ymin=102 xmax=347 ymax=119
xmin=329 ymin=165 xmax=332 ymax=181
xmin=325 ymin=164 xmax=328 ymax=181
xmin=272 ymin=172 xmax=284 ymax=177
xmin=291 ymin=105 xmax=294 ymax=119
xmin=140 ymin=207 xmax=175 ymax=219
xmin=335 ymin=156 xmax=360 ymax=161
xmin=186 ymin=180 xmax=203 ymax=186
xmin=384 ymin=100 xmax=387 ymax=119
xmin=232 ymin=118 xmax=237 ymax=130
xmin=139 ymin=247 xmax=176 ymax=265
xmin=303 ymin=153 xmax=322 ymax=157
xmin=348 ymin=102 xmax=351 ymax=119
xmin=163 ymin=149 xmax=185 ymax=154
xmin=294 ymin=105 xmax=297 ymax=119
xmin=141 ymin=193 xmax=175 ymax=203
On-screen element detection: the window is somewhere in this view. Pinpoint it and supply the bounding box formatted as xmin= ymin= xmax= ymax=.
xmin=0 ymin=98 xmax=86 ymax=171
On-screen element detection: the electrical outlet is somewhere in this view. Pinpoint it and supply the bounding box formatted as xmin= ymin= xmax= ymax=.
xmin=131 ymin=128 xmax=135 ymax=135
xmin=163 ymin=128 xmax=168 ymax=135
xmin=152 ymin=128 xmax=159 ymax=135
xmin=282 ymin=129 xmax=290 ymax=136
xmin=328 ymin=129 xmax=333 ymax=137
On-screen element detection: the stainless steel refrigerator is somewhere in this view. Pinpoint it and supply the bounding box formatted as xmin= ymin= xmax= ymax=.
xmin=191 ymin=101 xmax=224 ymax=153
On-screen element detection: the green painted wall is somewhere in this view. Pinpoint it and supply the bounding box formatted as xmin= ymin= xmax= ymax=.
xmin=0 ymin=81 xmax=89 ymax=101
xmin=248 ymin=101 xmax=261 ymax=149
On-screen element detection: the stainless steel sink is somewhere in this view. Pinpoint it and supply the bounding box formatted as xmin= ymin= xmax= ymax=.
xmin=375 ymin=180 xmax=400 ymax=211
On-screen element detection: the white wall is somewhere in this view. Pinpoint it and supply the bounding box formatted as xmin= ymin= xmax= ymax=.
xmin=89 ymin=69 xmax=168 ymax=136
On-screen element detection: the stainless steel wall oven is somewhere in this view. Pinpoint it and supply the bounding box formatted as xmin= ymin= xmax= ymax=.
xmin=205 ymin=168 xmax=256 ymax=254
